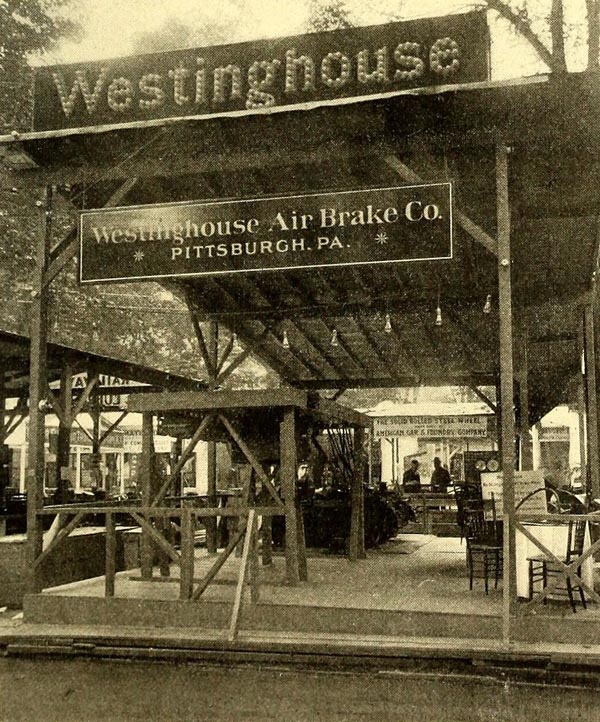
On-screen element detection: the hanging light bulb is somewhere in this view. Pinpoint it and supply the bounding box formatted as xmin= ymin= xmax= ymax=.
xmin=483 ymin=294 xmax=492 ymax=314
xmin=52 ymin=318 xmax=59 ymax=333
xmin=435 ymin=304 xmax=442 ymax=327
xmin=92 ymin=322 xmax=99 ymax=341
xmin=384 ymin=313 xmax=392 ymax=333
xmin=330 ymin=329 xmax=338 ymax=347
xmin=282 ymin=330 xmax=290 ymax=349
xmin=231 ymin=332 xmax=237 ymax=344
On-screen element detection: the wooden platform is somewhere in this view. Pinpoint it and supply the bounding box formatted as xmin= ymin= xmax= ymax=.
xmin=22 ymin=535 xmax=600 ymax=646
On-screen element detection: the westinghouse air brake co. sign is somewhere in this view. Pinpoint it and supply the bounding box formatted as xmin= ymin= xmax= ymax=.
xmin=79 ymin=184 xmax=453 ymax=283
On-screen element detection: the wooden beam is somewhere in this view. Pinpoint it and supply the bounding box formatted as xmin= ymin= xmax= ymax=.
xmin=585 ymin=304 xmax=600 ymax=498
xmin=496 ymin=139 xmax=517 ymax=644
xmin=280 ymin=407 xmax=300 ymax=585
xmin=218 ymin=413 xmax=284 ymax=508
xmin=349 ymin=426 xmax=366 ymax=561
xmin=152 ymin=414 xmax=214 ymax=506
xmin=470 ymin=384 xmax=498 ymax=414
xmin=192 ymin=523 xmax=247 ymax=600
xmin=105 ymin=512 xmax=116 ymax=597
xmin=383 ymin=153 xmax=497 ymax=255
xmin=71 ymin=372 xmax=99 ymax=418
xmin=42 ymin=177 xmax=139 ymax=289
xmin=129 ymin=389 xmax=308 ymax=413
xmin=179 ymin=508 xmax=195 ymax=600
xmin=228 ymin=509 xmax=256 ymax=641
xmin=518 ymin=323 xmax=533 ymax=470
xmin=140 ymin=411 xmax=154 ymax=580
xmin=26 ymin=185 xmax=52 ymax=594
xmin=99 ymin=410 xmax=129 ymax=444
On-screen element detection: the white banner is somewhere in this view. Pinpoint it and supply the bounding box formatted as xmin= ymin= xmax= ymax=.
xmin=373 ymin=414 xmax=489 ymax=439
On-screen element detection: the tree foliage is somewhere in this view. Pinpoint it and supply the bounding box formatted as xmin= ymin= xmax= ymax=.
xmin=0 ymin=0 xmax=80 ymax=130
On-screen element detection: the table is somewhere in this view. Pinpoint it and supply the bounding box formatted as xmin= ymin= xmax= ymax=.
xmin=515 ymin=521 xmax=594 ymax=599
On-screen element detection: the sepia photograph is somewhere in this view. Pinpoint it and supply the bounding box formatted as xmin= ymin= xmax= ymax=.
xmin=1 ymin=0 xmax=600 ymax=719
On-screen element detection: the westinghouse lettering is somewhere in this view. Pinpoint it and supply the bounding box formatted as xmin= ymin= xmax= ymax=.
xmin=34 ymin=11 xmax=489 ymax=132
xmin=79 ymin=184 xmax=453 ymax=283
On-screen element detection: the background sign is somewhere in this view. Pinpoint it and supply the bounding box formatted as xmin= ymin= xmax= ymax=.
xmin=80 ymin=183 xmax=452 ymax=283
xmin=374 ymin=413 xmax=487 ymax=439
xmin=481 ymin=470 xmax=547 ymax=516
xmin=33 ymin=11 xmax=489 ymax=133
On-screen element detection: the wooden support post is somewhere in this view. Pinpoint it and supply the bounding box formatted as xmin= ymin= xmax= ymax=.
xmin=280 ymin=407 xmax=300 ymax=585
xmin=90 ymin=387 xmax=102 ymax=490
xmin=585 ymin=305 xmax=600 ymax=498
xmin=105 ymin=512 xmax=116 ymax=597
xmin=349 ymin=426 xmax=366 ymax=561
xmin=249 ymin=510 xmax=260 ymax=604
xmin=577 ymin=322 xmax=588 ymax=487
xmin=26 ymin=186 xmax=52 ymax=594
xmin=140 ymin=412 xmax=154 ymax=579
xmin=518 ymin=325 xmax=533 ymax=471
xmin=206 ymin=320 xmax=219 ymax=553
xmin=261 ymin=513 xmax=273 ymax=566
xmin=497 ymin=140 xmax=517 ymax=644
xmin=171 ymin=438 xmax=183 ymax=499
xmin=55 ymin=362 xmax=73 ymax=500
xmin=179 ymin=507 xmax=195 ymax=600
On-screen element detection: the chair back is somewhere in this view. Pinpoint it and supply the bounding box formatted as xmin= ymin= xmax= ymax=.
xmin=566 ymin=519 xmax=587 ymax=562
xmin=465 ymin=508 xmax=502 ymax=544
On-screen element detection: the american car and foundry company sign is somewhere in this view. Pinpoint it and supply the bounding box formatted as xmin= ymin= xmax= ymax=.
xmin=79 ymin=183 xmax=453 ymax=283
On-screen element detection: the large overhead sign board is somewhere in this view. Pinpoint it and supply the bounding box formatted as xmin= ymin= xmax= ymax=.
xmin=33 ymin=11 xmax=489 ymax=132
xmin=79 ymin=183 xmax=452 ymax=283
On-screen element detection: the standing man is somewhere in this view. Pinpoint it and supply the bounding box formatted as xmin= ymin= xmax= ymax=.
xmin=402 ymin=459 xmax=421 ymax=492
xmin=430 ymin=456 xmax=451 ymax=492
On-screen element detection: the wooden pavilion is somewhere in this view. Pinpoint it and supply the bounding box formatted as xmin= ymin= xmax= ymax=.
xmin=2 ymin=12 xmax=600 ymax=643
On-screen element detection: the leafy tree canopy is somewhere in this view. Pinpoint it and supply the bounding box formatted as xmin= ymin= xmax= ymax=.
xmin=0 ymin=0 xmax=80 ymax=129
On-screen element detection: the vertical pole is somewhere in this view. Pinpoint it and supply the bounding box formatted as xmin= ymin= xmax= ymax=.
xmin=0 ymin=373 xmax=6 ymax=509
xmin=518 ymin=325 xmax=533 ymax=471
xmin=26 ymin=186 xmax=52 ymax=594
xmin=179 ymin=507 xmax=195 ymax=600
xmin=90 ymin=385 xmax=102 ymax=490
xmin=497 ymin=140 xmax=517 ymax=645
xmin=349 ymin=426 xmax=366 ymax=561
xmin=577 ymin=321 xmax=587 ymax=482
xmin=105 ymin=511 xmax=116 ymax=597
xmin=280 ymin=407 xmax=300 ymax=585
xmin=140 ymin=411 xmax=154 ymax=579
xmin=206 ymin=320 xmax=218 ymax=553
xmin=55 ymin=362 xmax=73 ymax=500
xmin=584 ymin=305 xmax=600 ymax=498
xmin=171 ymin=437 xmax=183 ymax=499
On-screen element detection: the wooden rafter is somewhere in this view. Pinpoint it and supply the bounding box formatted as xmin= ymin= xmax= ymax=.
xmin=383 ymin=153 xmax=497 ymax=256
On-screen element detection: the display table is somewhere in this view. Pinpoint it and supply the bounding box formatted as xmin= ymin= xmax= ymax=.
xmin=515 ymin=521 xmax=594 ymax=599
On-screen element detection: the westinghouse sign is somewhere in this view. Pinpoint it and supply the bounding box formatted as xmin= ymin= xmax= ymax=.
xmin=34 ymin=11 xmax=489 ymax=132
xmin=79 ymin=183 xmax=452 ymax=283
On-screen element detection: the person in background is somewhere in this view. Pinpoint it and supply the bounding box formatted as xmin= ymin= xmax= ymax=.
xmin=402 ymin=459 xmax=421 ymax=492
xmin=430 ymin=456 xmax=451 ymax=492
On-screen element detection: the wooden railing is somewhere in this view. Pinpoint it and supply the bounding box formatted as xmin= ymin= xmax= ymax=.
xmin=514 ymin=511 xmax=600 ymax=614
xmin=34 ymin=502 xmax=285 ymax=640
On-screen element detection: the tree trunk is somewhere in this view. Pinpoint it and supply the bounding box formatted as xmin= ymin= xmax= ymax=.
xmin=587 ymin=0 xmax=600 ymax=70
xmin=551 ymin=0 xmax=567 ymax=72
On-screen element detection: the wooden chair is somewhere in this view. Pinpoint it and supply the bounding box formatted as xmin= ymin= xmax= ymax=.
xmin=527 ymin=519 xmax=587 ymax=613
xmin=465 ymin=494 xmax=503 ymax=594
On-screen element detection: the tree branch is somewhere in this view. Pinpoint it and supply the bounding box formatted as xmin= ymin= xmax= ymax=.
xmin=485 ymin=0 xmax=557 ymax=71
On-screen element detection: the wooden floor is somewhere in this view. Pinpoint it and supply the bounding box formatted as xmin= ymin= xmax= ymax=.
xmin=21 ymin=534 xmax=600 ymax=645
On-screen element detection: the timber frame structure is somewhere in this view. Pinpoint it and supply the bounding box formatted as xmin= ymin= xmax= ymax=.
xmin=2 ymin=67 xmax=600 ymax=643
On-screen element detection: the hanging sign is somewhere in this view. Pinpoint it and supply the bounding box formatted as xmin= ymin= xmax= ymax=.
xmin=79 ymin=183 xmax=452 ymax=283
xmin=32 ymin=11 xmax=489 ymax=133
xmin=374 ymin=413 xmax=488 ymax=439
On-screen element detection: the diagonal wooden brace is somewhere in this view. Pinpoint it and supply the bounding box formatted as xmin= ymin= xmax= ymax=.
xmin=131 ymin=511 xmax=180 ymax=564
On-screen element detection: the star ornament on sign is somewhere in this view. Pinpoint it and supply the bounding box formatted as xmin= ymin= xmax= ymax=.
xmin=133 ymin=250 xmax=145 ymax=262
xmin=374 ymin=231 xmax=388 ymax=245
